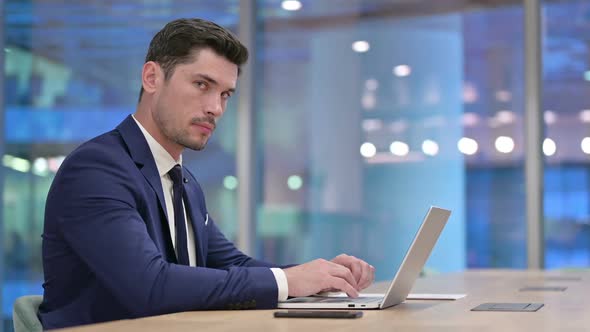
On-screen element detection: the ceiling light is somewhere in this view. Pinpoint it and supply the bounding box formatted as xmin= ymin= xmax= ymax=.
xmin=544 ymin=110 xmax=557 ymax=125
xmin=393 ymin=65 xmax=411 ymax=77
xmin=579 ymin=110 xmax=590 ymax=123
xmin=463 ymin=82 xmax=478 ymax=103
xmin=223 ymin=176 xmax=238 ymax=190
xmin=422 ymin=140 xmax=439 ymax=156
xmin=389 ymin=141 xmax=409 ymax=156
xmin=287 ymin=175 xmax=303 ymax=191
xmin=495 ymin=136 xmax=515 ymax=154
xmin=496 ymin=110 xmax=515 ymax=124
xmin=543 ymin=138 xmax=556 ymax=156
xmin=458 ymin=137 xmax=478 ymax=155
xmin=462 ymin=112 xmax=479 ymax=127
xmin=281 ymin=0 xmax=302 ymax=11
xmin=360 ymin=142 xmax=377 ymax=158
xmin=352 ymin=40 xmax=370 ymax=53
xmin=581 ymin=137 xmax=590 ymax=154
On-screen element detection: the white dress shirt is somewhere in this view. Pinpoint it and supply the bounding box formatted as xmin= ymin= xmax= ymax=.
xmin=132 ymin=115 xmax=288 ymax=301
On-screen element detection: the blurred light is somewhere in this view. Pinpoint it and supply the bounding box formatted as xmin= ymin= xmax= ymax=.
xmin=495 ymin=90 xmax=512 ymax=102
xmin=4 ymin=48 xmax=11 ymax=53
xmin=360 ymin=142 xmax=377 ymax=158
xmin=584 ymin=70 xmax=590 ymax=81
xmin=352 ymin=40 xmax=370 ymax=53
xmin=287 ymin=175 xmax=303 ymax=191
xmin=496 ymin=110 xmax=515 ymax=124
xmin=2 ymin=155 xmax=12 ymax=168
xmin=361 ymin=92 xmax=376 ymax=110
xmin=33 ymin=158 xmax=49 ymax=175
xmin=362 ymin=119 xmax=382 ymax=132
xmin=462 ymin=112 xmax=479 ymax=127
xmin=389 ymin=141 xmax=409 ymax=156
xmin=223 ymin=175 xmax=238 ymax=190
xmin=579 ymin=110 xmax=590 ymax=123
xmin=458 ymin=137 xmax=478 ymax=155
xmin=463 ymin=82 xmax=478 ymax=103
xmin=543 ymin=138 xmax=556 ymax=156
xmin=393 ymin=65 xmax=411 ymax=77
xmin=544 ymin=110 xmax=557 ymax=124
xmin=281 ymin=0 xmax=302 ymax=11
xmin=365 ymin=79 xmax=379 ymax=91
xmin=581 ymin=137 xmax=590 ymax=154
xmin=421 ymin=140 xmax=439 ymax=156
xmin=11 ymin=157 xmax=31 ymax=173
xmin=495 ymin=136 xmax=515 ymax=154
xmin=48 ymin=156 xmax=66 ymax=173
xmin=3 ymin=155 xmax=32 ymax=173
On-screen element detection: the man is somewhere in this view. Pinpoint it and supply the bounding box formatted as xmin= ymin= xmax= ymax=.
xmin=39 ymin=18 xmax=374 ymax=329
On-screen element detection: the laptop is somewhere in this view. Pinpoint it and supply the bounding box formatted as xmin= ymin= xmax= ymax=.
xmin=278 ymin=206 xmax=451 ymax=309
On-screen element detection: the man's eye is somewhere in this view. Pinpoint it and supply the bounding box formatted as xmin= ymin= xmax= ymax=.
xmin=221 ymin=92 xmax=232 ymax=100
xmin=196 ymin=81 xmax=208 ymax=89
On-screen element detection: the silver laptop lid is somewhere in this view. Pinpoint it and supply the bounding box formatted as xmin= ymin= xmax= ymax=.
xmin=380 ymin=206 xmax=451 ymax=309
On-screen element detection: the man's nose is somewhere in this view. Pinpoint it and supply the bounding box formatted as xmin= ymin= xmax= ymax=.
xmin=205 ymin=95 xmax=223 ymax=117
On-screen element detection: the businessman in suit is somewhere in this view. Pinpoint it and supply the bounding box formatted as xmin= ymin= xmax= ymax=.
xmin=39 ymin=18 xmax=375 ymax=329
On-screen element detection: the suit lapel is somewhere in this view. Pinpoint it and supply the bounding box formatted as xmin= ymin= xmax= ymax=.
xmin=116 ymin=115 xmax=177 ymax=263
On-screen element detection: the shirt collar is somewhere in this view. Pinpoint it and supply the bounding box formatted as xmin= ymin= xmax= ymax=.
xmin=132 ymin=114 xmax=182 ymax=177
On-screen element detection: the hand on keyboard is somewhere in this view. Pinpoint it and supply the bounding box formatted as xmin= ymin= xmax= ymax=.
xmin=313 ymin=291 xmax=346 ymax=297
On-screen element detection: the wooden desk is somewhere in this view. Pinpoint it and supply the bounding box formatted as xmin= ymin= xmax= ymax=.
xmin=57 ymin=269 xmax=589 ymax=331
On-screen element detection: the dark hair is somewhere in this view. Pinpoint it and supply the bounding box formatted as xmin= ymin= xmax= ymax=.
xmin=138 ymin=18 xmax=248 ymax=101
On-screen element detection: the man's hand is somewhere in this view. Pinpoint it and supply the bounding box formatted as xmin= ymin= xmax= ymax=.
xmin=331 ymin=254 xmax=375 ymax=290
xmin=283 ymin=259 xmax=360 ymax=298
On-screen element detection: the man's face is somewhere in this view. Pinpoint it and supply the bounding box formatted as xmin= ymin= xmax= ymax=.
xmin=152 ymin=48 xmax=238 ymax=152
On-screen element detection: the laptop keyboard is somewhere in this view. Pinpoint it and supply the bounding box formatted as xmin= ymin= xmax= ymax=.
xmin=332 ymin=297 xmax=382 ymax=303
xmin=285 ymin=296 xmax=382 ymax=304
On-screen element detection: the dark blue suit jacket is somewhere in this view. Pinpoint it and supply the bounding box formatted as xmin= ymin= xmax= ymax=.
xmin=39 ymin=115 xmax=280 ymax=329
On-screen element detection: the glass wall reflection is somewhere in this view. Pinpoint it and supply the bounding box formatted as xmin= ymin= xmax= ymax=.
xmin=542 ymin=0 xmax=590 ymax=268
xmin=462 ymin=6 xmax=527 ymax=268
xmin=254 ymin=1 xmax=527 ymax=279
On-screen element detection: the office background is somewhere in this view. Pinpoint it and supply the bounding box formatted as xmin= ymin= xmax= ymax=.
xmin=1 ymin=0 xmax=589 ymax=330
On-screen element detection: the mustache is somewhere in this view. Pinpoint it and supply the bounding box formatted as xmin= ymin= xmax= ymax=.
xmin=191 ymin=116 xmax=216 ymax=129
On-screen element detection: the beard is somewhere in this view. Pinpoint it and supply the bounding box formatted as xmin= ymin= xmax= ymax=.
xmin=153 ymin=106 xmax=215 ymax=152
xmin=171 ymin=129 xmax=208 ymax=151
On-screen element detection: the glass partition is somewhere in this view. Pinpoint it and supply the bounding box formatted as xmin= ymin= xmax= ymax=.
xmin=542 ymin=0 xmax=590 ymax=268
xmin=255 ymin=1 xmax=527 ymax=280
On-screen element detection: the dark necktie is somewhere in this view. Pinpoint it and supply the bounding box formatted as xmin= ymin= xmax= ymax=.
xmin=168 ymin=164 xmax=190 ymax=265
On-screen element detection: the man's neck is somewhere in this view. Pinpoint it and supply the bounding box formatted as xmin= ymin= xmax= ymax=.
xmin=133 ymin=105 xmax=183 ymax=161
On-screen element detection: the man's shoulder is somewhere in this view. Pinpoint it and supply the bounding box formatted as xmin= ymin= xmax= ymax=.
xmin=67 ymin=115 xmax=140 ymax=161
xmin=68 ymin=129 xmax=127 ymax=161
xmin=48 ymin=128 xmax=141 ymax=201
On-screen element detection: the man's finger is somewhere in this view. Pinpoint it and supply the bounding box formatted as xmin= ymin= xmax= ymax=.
xmin=342 ymin=258 xmax=362 ymax=286
xmin=331 ymin=277 xmax=359 ymax=298
xmin=353 ymin=260 xmax=364 ymax=284
xmin=334 ymin=255 xmax=363 ymax=286
xmin=358 ymin=262 xmax=372 ymax=289
xmin=328 ymin=262 xmax=358 ymax=290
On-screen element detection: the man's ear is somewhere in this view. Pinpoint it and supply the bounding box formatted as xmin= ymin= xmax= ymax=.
xmin=141 ymin=61 xmax=161 ymax=94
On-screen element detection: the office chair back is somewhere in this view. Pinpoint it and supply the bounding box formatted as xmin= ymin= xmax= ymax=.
xmin=13 ymin=295 xmax=43 ymax=332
